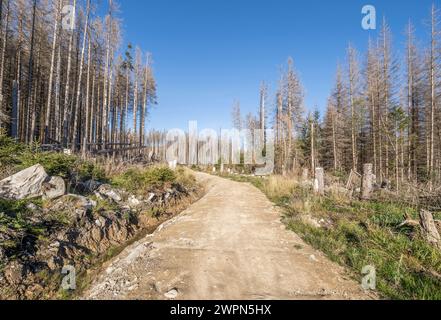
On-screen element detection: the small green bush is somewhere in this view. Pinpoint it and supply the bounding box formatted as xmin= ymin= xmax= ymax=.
xmin=143 ymin=167 xmax=176 ymax=186
xmin=19 ymin=152 xmax=76 ymax=178
xmin=175 ymin=167 xmax=196 ymax=189
xmin=0 ymin=134 xmax=27 ymax=167
xmin=112 ymin=166 xmax=177 ymax=194
xmin=76 ymin=161 xmax=106 ymax=182
xmin=1 ymin=132 xmax=107 ymax=182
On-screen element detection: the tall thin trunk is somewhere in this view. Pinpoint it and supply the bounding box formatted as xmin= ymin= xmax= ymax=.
xmin=72 ymin=0 xmax=90 ymax=150
xmin=102 ymin=0 xmax=113 ymax=148
xmin=44 ymin=0 xmax=62 ymax=141
xmin=83 ymin=36 xmax=92 ymax=156
xmin=26 ymin=0 xmax=38 ymax=143
xmin=0 ymin=0 xmax=10 ymax=127
xmin=62 ymin=0 xmax=77 ymax=147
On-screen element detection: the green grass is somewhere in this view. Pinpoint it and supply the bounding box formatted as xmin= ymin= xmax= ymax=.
xmin=111 ymin=166 xmax=182 ymax=194
xmin=218 ymin=172 xmax=441 ymax=300
xmin=0 ymin=198 xmax=50 ymax=258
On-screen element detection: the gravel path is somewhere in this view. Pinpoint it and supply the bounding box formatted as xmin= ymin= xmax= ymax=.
xmin=83 ymin=172 xmax=373 ymax=300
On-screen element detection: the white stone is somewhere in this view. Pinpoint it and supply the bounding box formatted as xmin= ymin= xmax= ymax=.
xmin=97 ymin=184 xmax=122 ymax=203
xmin=128 ymin=195 xmax=141 ymax=207
xmin=43 ymin=176 xmax=66 ymax=200
xmin=164 ymin=288 xmax=178 ymax=299
xmin=0 ymin=164 xmax=48 ymax=200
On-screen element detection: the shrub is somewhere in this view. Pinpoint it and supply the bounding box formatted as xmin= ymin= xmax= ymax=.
xmin=111 ymin=166 xmax=177 ymax=194
xmin=19 ymin=152 xmax=76 ymax=178
xmin=1 ymin=131 xmax=107 ymax=182
xmin=76 ymin=161 xmax=106 ymax=182
xmin=175 ymin=167 xmax=197 ymax=189
xmin=143 ymin=167 xmax=176 ymax=186
xmin=0 ymin=133 xmax=27 ymax=167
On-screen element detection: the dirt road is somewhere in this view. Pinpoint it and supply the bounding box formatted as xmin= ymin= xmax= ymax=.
xmin=84 ymin=172 xmax=372 ymax=300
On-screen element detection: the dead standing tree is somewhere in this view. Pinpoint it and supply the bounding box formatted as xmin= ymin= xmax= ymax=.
xmin=361 ymin=163 xmax=374 ymax=200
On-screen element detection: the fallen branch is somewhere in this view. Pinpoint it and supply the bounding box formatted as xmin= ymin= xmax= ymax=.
xmin=397 ymin=219 xmax=420 ymax=229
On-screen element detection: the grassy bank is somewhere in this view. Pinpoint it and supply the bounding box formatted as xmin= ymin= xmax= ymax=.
xmin=217 ymin=172 xmax=441 ymax=300
xmin=0 ymin=133 xmax=201 ymax=299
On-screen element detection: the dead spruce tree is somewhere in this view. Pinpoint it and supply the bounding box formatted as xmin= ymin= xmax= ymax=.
xmin=0 ymin=0 xmax=157 ymax=156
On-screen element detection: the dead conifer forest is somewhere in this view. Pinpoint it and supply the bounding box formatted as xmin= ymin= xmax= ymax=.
xmin=0 ymin=0 xmax=441 ymax=303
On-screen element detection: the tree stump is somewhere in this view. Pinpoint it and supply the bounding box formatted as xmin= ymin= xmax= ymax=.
xmin=419 ymin=210 xmax=441 ymax=250
xmin=314 ymin=167 xmax=324 ymax=196
xmin=301 ymin=168 xmax=309 ymax=182
xmin=361 ymin=164 xmax=373 ymax=200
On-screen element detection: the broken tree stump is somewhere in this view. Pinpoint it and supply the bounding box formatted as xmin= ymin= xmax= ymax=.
xmin=301 ymin=168 xmax=309 ymax=182
xmin=346 ymin=169 xmax=362 ymax=190
xmin=419 ymin=210 xmax=441 ymax=250
xmin=314 ymin=167 xmax=325 ymax=196
xmin=361 ymin=164 xmax=373 ymax=200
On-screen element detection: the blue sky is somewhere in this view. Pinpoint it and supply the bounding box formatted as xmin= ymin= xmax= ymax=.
xmin=116 ymin=0 xmax=438 ymax=131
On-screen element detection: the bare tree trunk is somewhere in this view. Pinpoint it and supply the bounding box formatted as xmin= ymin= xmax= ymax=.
xmin=72 ymin=0 xmax=90 ymax=151
xmin=62 ymin=0 xmax=77 ymax=147
xmin=54 ymin=45 xmax=61 ymax=141
xmin=371 ymin=91 xmax=377 ymax=177
xmin=140 ymin=58 xmax=149 ymax=147
xmin=89 ymin=67 xmax=96 ymax=145
xmin=102 ymin=0 xmax=113 ymax=149
xmin=133 ymin=58 xmax=139 ymax=143
xmin=44 ymin=0 xmax=61 ymax=142
xmin=83 ymin=36 xmax=92 ymax=156
xmin=0 ymin=0 xmax=10 ymax=127
xmin=25 ymin=0 xmax=38 ymax=143
xmin=429 ymin=5 xmax=438 ymax=189
xmin=331 ymin=108 xmax=338 ymax=172
xmin=259 ymin=82 xmax=266 ymax=144
xmin=348 ymin=45 xmax=358 ymax=171
xmin=122 ymin=66 xmax=130 ymax=144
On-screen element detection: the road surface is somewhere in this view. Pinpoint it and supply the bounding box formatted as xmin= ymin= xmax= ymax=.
xmin=84 ymin=172 xmax=372 ymax=300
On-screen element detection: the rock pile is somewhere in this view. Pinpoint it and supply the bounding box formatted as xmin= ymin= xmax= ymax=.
xmin=0 ymin=164 xmax=197 ymax=300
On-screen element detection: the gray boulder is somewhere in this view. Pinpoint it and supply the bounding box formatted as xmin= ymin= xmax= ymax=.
xmin=96 ymin=184 xmax=123 ymax=203
xmin=0 ymin=164 xmax=48 ymax=200
xmin=127 ymin=195 xmax=142 ymax=208
xmin=83 ymin=179 xmax=102 ymax=192
xmin=42 ymin=176 xmax=66 ymax=200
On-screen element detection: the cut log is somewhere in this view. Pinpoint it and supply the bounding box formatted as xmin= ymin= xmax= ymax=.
xmin=419 ymin=210 xmax=441 ymax=250
xmin=360 ymin=164 xmax=373 ymax=200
